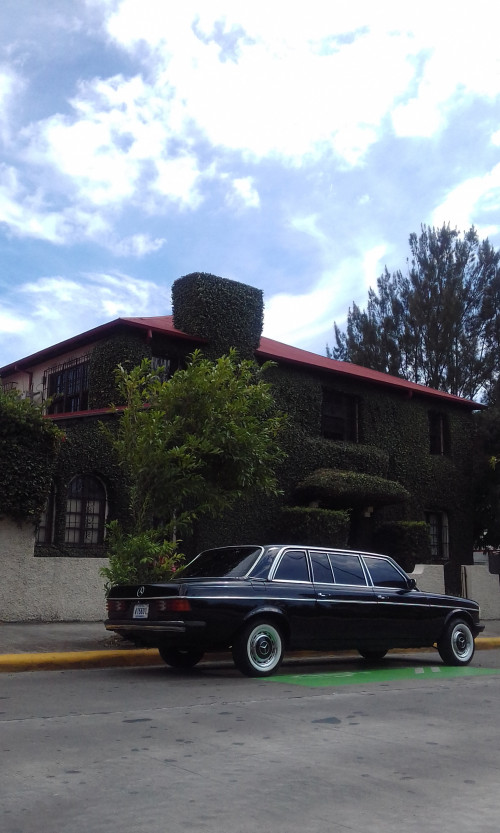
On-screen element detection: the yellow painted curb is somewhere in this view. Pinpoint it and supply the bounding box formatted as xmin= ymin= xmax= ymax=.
xmin=1 ymin=637 xmax=499 ymax=673
xmin=0 ymin=648 xmax=163 ymax=673
xmin=476 ymin=636 xmax=500 ymax=649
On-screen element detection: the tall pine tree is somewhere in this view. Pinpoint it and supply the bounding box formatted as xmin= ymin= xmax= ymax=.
xmin=329 ymin=225 xmax=500 ymax=401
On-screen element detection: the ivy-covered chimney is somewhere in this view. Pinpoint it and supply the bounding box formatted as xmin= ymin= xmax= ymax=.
xmin=172 ymin=272 xmax=264 ymax=359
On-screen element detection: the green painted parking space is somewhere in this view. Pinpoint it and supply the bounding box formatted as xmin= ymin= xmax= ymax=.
xmin=269 ymin=665 xmax=500 ymax=687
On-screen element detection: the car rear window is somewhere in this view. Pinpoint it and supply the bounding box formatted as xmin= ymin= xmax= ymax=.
xmin=175 ymin=546 xmax=263 ymax=578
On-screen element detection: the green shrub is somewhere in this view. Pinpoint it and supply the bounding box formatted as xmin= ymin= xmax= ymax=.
xmin=276 ymin=506 xmax=350 ymax=547
xmin=100 ymin=521 xmax=185 ymax=591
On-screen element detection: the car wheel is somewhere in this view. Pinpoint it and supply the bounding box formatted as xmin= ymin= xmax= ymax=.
xmin=158 ymin=646 xmax=205 ymax=668
xmin=358 ymin=649 xmax=388 ymax=660
xmin=232 ymin=619 xmax=284 ymax=677
xmin=437 ymin=619 xmax=475 ymax=666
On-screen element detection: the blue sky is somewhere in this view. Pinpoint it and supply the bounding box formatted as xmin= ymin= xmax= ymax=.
xmin=1 ymin=0 xmax=500 ymax=367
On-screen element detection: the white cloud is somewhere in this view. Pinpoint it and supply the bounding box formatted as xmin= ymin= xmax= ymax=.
xmin=103 ymin=1 xmax=417 ymax=163
xmin=263 ymin=255 xmax=363 ymax=346
xmin=0 ymin=310 xmax=28 ymax=334
xmin=0 ymin=272 xmax=172 ymax=362
xmin=432 ymin=163 xmax=500 ymax=237
xmin=362 ymin=245 xmax=387 ymax=292
xmin=111 ymin=233 xmax=165 ymax=257
xmin=0 ymin=66 xmax=24 ymax=140
xmin=290 ymin=214 xmax=326 ymax=242
xmin=1 ymin=0 xmax=499 ymax=252
xmin=229 ymin=177 xmax=260 ymax=208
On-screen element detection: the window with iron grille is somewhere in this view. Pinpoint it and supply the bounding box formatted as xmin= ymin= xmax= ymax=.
xmin=1 ymin=380 xmax=17 ymax=392
xmin=64 ymin=475 xmax=107 ymax=546
xmin=425 ymin=510 xmax=449 ymax=560
xmin=150 ymin=355 xmax=180 ymax=382
xmin=45 ymin=355 xmax=90 ymax=414
xmin=321 ymin=388 xmax=360 ymax=441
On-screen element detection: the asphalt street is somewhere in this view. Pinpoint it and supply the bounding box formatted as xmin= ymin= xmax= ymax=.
xmin=2 ymin=651 xmax=500 ymax=833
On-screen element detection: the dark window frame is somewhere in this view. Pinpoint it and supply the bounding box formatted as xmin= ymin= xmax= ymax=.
xmin=428 ymin=410 xmax=450 ymax=455
xmin=425 ymin=510 xmax=449 ymax=561
xmin=45 ymin=354 xmax=90 ymax=414
xmin=64 ymin=474 xmax=107 ymax=546
xmin=321 ymin=388 xmax=360 ymax=442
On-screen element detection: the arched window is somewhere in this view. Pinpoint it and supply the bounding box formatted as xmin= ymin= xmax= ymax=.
xmin=65 ymin=475 xmax=107 ymax=546
xmin=36 ymin=481 xmax=57 ymax=544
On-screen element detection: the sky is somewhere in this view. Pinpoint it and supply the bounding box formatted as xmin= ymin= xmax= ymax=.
xmin=1 ymin=0 xmax=500 ymax=368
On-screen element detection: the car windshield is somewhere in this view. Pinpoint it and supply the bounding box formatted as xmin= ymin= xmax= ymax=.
xmin=174 ymin=546 xmax=263 ymax=578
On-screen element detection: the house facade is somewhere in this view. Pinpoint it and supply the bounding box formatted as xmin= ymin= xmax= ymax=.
xmin=1 ymin=272 xmax=483 ymax=611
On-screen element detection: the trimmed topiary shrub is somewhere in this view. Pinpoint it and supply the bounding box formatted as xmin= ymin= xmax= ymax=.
xmin=276 ymin=506 xmax=350 ymax=547
xmin=293 ymin=468 xmax=410 ymax=509
xmin=172 ymin=272 xmax=264 ymax=358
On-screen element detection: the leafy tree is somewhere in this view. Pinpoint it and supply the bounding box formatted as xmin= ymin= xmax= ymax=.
xmin=101 ymin=350 xmax=286 ymax=585
xmin=329 ymin=225 xmax=500 ymax=401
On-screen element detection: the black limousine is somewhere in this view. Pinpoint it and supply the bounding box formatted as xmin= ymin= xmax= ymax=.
xmin=105 ymin=544 xmax=484 ymax=677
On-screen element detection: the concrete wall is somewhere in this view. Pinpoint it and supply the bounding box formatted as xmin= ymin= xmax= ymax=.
xmin=410 ymin=563 xmax=500 ymax=619
xmin=0 ymin=518 xmax=108 ymax=622
xmin=2 ymin=519 xmax=499 ymax=622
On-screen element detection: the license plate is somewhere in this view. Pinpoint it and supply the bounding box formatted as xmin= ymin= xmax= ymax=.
xmin=132 ymin=603 xmax=149 ymax=619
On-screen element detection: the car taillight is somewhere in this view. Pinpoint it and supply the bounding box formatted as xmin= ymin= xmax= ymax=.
xmin=107 ymin=599 xmax=126 ymax=614
xmin=157 ymin=598 xmax=191 ymax=613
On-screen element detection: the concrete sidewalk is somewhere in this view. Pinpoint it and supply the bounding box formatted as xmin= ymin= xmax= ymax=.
xmin=2 ymin=620 xmax=500 ymax=673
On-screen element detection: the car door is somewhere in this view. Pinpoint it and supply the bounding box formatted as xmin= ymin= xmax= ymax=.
xmin=362 ymin=555 xmax=431 ymax=645
xmin=310 ymin=550 xmax=379 ymax=649
xmin=268 ymin=548 xmax=318 ymax=649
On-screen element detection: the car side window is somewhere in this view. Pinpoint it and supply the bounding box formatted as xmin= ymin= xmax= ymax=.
xmin=364 ymin=557 xmax=408 ymax=589
xmin=311 ymin=551 xmax=334 ymax=583
xmin=329 ymin=553 xmax=367 ymax=586
xmin=274 ymin=550 xmax=310 ymax=582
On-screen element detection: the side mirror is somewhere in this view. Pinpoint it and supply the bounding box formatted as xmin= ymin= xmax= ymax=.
xmin=407 ymin=578 xmax=417 ymax=590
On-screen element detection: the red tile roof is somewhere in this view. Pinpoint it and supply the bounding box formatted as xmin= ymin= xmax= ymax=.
xmin=1 ymin=313 xmax=484 ymax=409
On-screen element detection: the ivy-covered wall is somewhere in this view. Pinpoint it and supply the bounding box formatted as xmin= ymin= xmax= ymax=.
xmin=0 ymin=392 xmax=61 ymax=523
xmin=34 ymin=415 xmax=131 ymax=558
xmin=39 ymin=274 xmax=477 ymax=571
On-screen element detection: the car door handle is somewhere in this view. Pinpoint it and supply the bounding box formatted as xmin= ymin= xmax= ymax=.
xmin=377 ymin=594 xmax=390 ymax=600
xmin=317 ymin=592 xmax=327 ymax=598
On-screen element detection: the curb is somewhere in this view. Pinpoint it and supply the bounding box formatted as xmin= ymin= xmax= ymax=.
xmin=2 ymin=636 xmax=500 ymax=673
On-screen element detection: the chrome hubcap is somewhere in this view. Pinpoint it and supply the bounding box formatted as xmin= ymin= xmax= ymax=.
xmin=452 ymin=625 xmax=473 ymax=659
xmin=248 ymin=627 xmax=280 ymax=669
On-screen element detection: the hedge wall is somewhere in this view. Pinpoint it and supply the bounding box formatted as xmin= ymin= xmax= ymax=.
xmin=88 ymin=333 xmax=150 ymax=409
xmin=172 ymin=272 xmax=264 ymax=359
xmin=275 ymin=507 xmax=350 ymax=548
xmin=0 ymin=392 xmax=61 ymax=523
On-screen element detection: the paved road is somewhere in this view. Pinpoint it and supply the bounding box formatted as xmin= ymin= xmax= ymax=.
xmin=2 ymin=651 xmax=500 ymax=833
